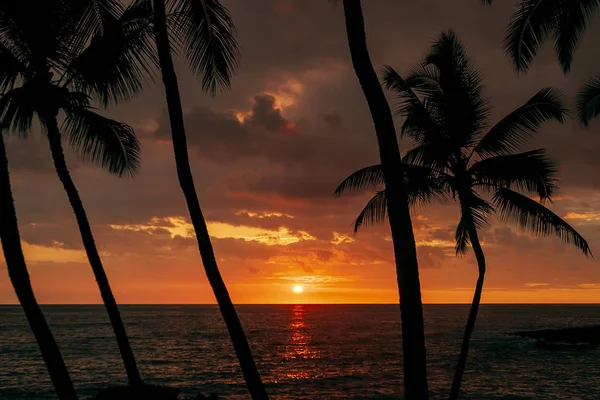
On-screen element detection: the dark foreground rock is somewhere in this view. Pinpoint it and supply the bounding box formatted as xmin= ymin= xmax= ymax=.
xmin=514 ymin=324 xmax=600 ymax=345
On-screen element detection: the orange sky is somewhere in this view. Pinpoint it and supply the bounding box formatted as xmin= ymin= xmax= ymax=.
xmin=2 ymin=0 xmax=600 ymax=304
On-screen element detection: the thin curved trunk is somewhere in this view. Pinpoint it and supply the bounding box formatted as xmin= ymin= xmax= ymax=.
xmin=43 ymin=116 xmax=142 ymax=387
xmin=449 ymin=214 xmax=486 ymax=400
xmin=341 ymin=1 xmax=428 ymax=398
xmin=0 ymin=133 xmax=78 ymax=400
xmin=151 ymin=1 xmax=268 ymax=399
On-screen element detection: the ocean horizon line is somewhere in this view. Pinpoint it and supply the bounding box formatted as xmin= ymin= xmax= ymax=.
xmin=2 ymin=302 xmax=600 ymax=306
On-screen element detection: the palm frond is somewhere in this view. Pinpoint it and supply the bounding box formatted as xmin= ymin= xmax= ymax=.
xmin=335 ymin=163 xmax=448 ymax=204
xmin=0 ymin=86 xmax=36 ymax=136
xmin=553 ymin=0 xmax=600 ymax=73
xmin=337 ymin=162 xmax=449 ymax=233
xmin=403 ymin=165 xmax=450 ymax=206
xmin=470 ymin=149 xmax=558 ymax=201
xmin=504 ymin=0 xmax=559 ymax=73
xmin=424 ymin=30 xmax=490 ymax=149
xmin=383 ymin=65 xmax=452 ymax=171
xmin=0 ymin=0 xmax=35 ymax=64
xmin=403 ymin=64 xmax=441 ymax=96
xmin=493 ymin=187 xmax=592 ymax=256
xmin=334 ymin=164 xmax=384 ymax=196
xmin=353 ymin=190 xmax=387 ymax=233
xmin=169 ymin=0 xmax=240 ymax=95
xmin=382 ymin=65 xmax=441 ymax=143
xmin=0 ymin=43 xmax=29 ymax=92
xmin=62 ymin=107 xmax=141 ymax=176
xmin=58 ymin=0 xmax=124 ymax=66
xmin=474 ymin=87 xmax=567 ymax=158
xmin=577 ymin=75 xmax=600 ymax=126
xmin=0 ymin=0 xmax=79 ymax=69
xmin=403 ymin=142 xmax=452 ymax=173
xmin=64 ymin=0 xmax=157 ymax=106
xmin=69 ymin=0 xmax=123 ymax=37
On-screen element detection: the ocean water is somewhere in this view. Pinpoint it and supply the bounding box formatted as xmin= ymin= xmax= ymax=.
xmin=1 ymin=304 xmax=600 ymax=399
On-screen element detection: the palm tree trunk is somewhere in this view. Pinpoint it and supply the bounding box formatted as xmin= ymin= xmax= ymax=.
xmin=449 ymin=220 xmax=486 ymax=400
xmin=341 ymin=1 xmax=428 ymax=398
xmin=151 ymin=1 xmax=268 ymax=399
xmin=0 ymin=133 xmax=78 ymax=400
xmin=43 ymin=116 xmax=142 ymax=387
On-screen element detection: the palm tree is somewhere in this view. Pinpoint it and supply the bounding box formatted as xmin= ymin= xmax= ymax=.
xmin=334 ymin=31 xmax=592 ymax=400
xmin=0 ymin=0 xmax=153 ymax=386
xmin=0 ymin=133 xmax=78 ymax=400
xmin=144 ymin=1 xmax=268 ymax=398
xmin=498 ymin=0 xmax=600 ymax=125
xmin=339 ymin=1 xmax=429 ymax=398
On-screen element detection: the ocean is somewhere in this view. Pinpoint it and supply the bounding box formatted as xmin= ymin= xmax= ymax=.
xmin=1 ymin=305 xmax=599 ymax=399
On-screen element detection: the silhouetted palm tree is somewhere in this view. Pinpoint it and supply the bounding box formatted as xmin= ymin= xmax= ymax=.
xmin=0 ymin=133 xmax=78 ymax=400
xmin=339 ymin=1 xmax=429 ymax=398
xmin=0 ymin=0 xmax=153 ymax=386
xmin=497 ymin=0 xmax=600 ymax=125
xmin=334 ymin=31 xmax=592 ymax=400
xmin=141 ymin=1 xmax=268 ymax=398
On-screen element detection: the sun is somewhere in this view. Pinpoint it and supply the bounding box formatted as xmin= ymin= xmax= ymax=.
xmin=293 ymin=285 xmax=303 ymax=294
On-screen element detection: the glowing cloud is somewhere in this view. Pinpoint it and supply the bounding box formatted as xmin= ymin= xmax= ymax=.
xmin=331 ymin=232 xmax=354 ymax=245
xmin=110 ymin=217 xmax=315 ymax=246
xmin=110 ymin=217 xmax=193 ymax=239
xmin=207 ymin=222 xmax=315 ymax=246
xmin=564 ymin=212 xmax=600 ymax=221
xmin=415 ymin=239 xmax=456 ymax=248
xmin=233 ymin=79 xmax=305 ymax=124
xmin=235 ymin=210 xmax=295 ymax=219
xmin=265 ymin=79 xmax=304 ymax=109
xmin=0 ymin=241 xmax=89 ymax=264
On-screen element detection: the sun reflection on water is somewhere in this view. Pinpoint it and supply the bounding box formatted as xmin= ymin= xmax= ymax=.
xmin=281 ymin=305 xmax=322 ymax=381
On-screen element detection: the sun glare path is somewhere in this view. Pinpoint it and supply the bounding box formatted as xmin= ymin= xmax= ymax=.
xmin=293 ymin=285 xmax=304 ymax=294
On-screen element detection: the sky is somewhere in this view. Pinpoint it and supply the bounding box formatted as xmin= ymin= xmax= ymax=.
xmin=2 ymin=0 xmax=600 ymax=304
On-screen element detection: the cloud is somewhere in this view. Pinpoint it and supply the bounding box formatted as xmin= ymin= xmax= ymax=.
xmin=110 ymin=216 xmax=316 ymax=246
xmin=564 ymin=212 xmax=600 ymax=221
xmin=0 ymin=241 xmax=88 ymax=264
xmin=417 ymin=246 xmax=449 ymax=268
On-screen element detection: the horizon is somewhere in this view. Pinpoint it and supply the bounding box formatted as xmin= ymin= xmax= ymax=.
xmin=3 ymin=302 xmax=600 ymax=306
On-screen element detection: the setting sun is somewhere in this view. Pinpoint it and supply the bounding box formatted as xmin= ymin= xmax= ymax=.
xmin=293 ymin=285 xmax=303 ymax=294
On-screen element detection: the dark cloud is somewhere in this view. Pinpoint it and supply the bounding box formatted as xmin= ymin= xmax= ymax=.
xmin=319 ymin=112 xmax=343 ymax=129
xmin=153 ymin=93 xmax=377 ymax=201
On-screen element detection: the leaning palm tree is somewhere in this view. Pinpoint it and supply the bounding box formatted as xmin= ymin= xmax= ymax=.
xmin=137 ymin=0 xmax=268 ymax=398
xmin=338 ymin=1 xmax=428 ymax=398
xmin=0 ymin=0 xmax=153 ymax=386
xmin=334 ymin=31 xmax=591 ymax=400
xmin=0 ymin=133 xmax=78 ymax=400
xmin=498 ymin=0 xmax=600 ymax=125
